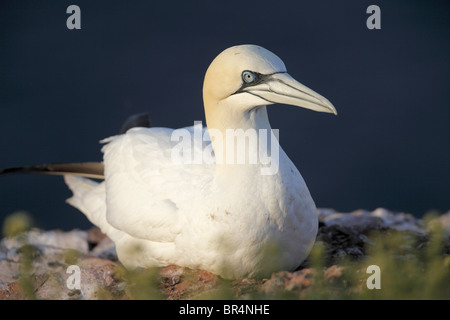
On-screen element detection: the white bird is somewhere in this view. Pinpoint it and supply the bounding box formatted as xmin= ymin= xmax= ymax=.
xmin=2 ymin=45 xmax=336 ymax=279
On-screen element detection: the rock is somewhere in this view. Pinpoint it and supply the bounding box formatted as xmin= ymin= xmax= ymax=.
xmin=284 ymin=268 xmax=316 ymax=291
xmin=323 ymin=265 xmax=344 ymax=283
xmin=1 ymin=229 xmax=88 ymax=259
xmin=315 ymin=208 xmax=434 ymax=265
xmin=0 ymin=208 xmax=448 ymax=299
xmin=0 ymin=260 xmax=20 ymax=285
xmin=318 ymin=208 xmax=424 ymax=234
xmin=0 ymin=228 xmax=123 ymax=299
xmin=0 ymin=256 xmax=124 ymax=300
xmin=0 ymin=282 xmax=21 ymax=300
xmin=76 ymin=258 xmax=124 ymax=299
xmin=259 ymin=271 xmax=288 ymax=294
xmin=259 ymin=266 xmax=344 ymax=296
xmin=160 ymin=265 xmax=184 ymax=286
xmin=231 ymin=278 xmax=263 ymax=297
xmin=161 ymin=266 xmax=220 ymax=300
xmin=260 ymin=268 xmax=315 ymax=294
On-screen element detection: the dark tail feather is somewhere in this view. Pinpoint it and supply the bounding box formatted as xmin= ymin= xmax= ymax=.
xmin=0 ymin=162 xmax=104 ymax=179
xmin=0 ymin=113 xmax=152 ymax=180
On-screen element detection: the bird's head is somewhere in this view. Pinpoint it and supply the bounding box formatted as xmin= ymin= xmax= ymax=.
xmin=203 ymin=45 xmax=337 ymax=119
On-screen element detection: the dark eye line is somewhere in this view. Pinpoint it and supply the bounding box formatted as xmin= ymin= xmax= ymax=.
xmin=231 ymin=71 xmax=287 ymax=96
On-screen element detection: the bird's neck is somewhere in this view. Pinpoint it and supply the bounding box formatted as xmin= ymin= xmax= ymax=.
xmin=205 ymin=104 xmax=282 ymax=177
xmin=205 ymin=102 xmax=272 ymax=132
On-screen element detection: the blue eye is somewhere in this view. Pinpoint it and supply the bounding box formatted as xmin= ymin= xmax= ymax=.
xmin=242 ymin=71 xmax=256 ymax=84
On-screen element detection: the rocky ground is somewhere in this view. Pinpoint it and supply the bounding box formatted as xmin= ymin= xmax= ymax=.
xmin=0 ymin=208 xmax=449 ymax=300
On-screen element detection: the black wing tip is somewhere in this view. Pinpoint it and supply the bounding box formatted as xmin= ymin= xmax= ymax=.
xmin=0 ymin=164 xmax=58 ymax=176
xmin=0 ymin=167 xmax=17 ymax=175
xmin=119 ymin=112 xmax=152 ymax=134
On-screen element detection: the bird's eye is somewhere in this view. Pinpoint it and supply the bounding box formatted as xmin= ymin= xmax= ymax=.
xmin=242 ymin=71 xmax=256 ymax=84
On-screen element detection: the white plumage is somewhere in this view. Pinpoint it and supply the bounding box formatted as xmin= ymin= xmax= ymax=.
xmin=64 ymin=45 xmax=336 ymax=279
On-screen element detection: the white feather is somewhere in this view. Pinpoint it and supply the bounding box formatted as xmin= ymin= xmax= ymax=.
xmin=63 ymin=45 xmax=334 ymax=279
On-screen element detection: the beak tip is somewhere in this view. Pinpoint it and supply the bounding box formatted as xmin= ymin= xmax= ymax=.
xmin=327 ymin=104 xmax=338 ymax=116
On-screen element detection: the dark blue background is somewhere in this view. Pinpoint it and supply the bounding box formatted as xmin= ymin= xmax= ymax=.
xmin=0 ymin=0 xmax=449 ymax=231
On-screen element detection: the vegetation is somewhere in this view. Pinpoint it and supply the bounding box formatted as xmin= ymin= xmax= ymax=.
xmin=1 ymin=211 xmax=449 ymax=300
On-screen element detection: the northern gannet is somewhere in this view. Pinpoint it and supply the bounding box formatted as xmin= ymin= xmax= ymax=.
xmin=1 ymin=45 xmax=336 ymax=279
